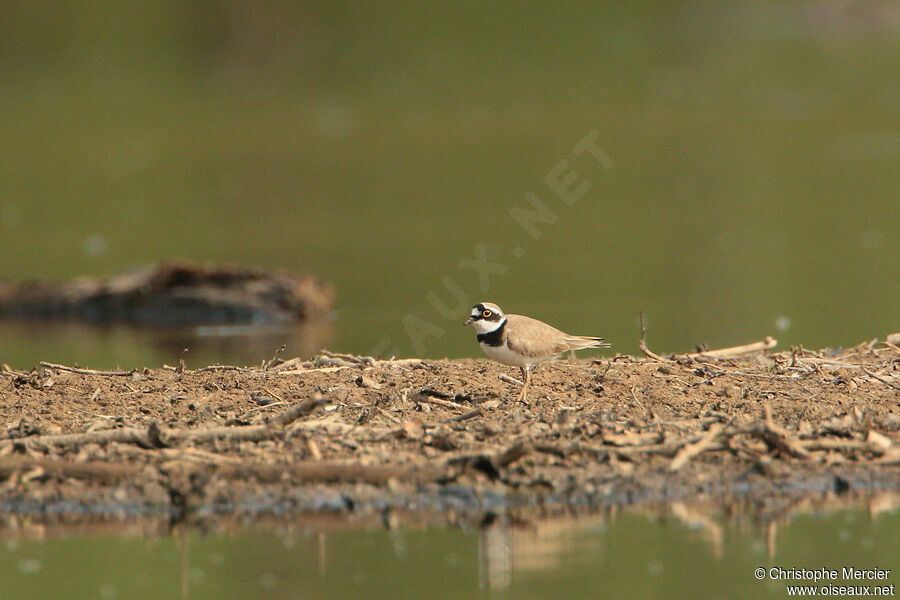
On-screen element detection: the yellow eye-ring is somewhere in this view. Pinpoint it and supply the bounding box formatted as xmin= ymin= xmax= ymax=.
xmin=482 ymin=309 xmax=492 ymax=318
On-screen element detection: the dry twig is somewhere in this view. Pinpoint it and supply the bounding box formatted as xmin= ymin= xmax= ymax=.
xmin=687 ymin=337 xmax=777 ymax=359
xmin=449 ymin=408 xmax=482 ymax=422
xmin=194 ymin=365 xmax=248 ymax=373
xmin=638 ymin=312 xmax=669 ymax=362
xmin=669 ymin=423 xmax=724 ymax=472
xmin=0 ymin=456 xmax=138 ymax=482
xmin=499 ymin=374 xmax=524 ymax=386
xmin=863 ymin=368 xmax=900 ymax=392
xmin=39 ymin=362 xmax=137 ymax=377
xmin=415 ymin=395 xmax=468 ymax=411
xmin=1 ymin=395 xmax=329 ymax=451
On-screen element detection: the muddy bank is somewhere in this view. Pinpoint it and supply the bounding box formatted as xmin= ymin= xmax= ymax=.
xmin=0 ymin=342 xmax=898 ymax=523
xmin=0 ymin=260 xmax=333 ymax=325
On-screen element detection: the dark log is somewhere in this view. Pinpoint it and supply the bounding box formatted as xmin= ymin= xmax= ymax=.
xmin=0 ymin=260 xmax=333 ymax=325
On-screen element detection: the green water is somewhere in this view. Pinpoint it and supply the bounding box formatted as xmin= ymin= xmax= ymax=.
xmin=0 ymin=3 xmax=897 ymax=591
xmin=2 ymin=508 xmax=898 ymax=599
xmin=0 ymin=2 xmax=897 ymax=369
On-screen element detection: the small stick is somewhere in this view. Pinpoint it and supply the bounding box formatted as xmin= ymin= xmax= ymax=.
xmin=378 ymin=408 xmax=401 ymax=424
xmin=862 ymin=368 xmax=900 ymax=392
xmin=416 ymin=395 xmax=468 ymax=411
xmin=800 ymin=439 xmax=884 ymax=453
xmin=244 ymin=402 xmax=288 ymax=415
xmin=266 ymin=345 xmax=286 ymax=370
xmin=0 ymin=456 xmax=138 ymax=482
xmin=2 ymin=395 xmax=330 ymax=451
xmin=493 ymin=443 xmax=530 ymax=468
xmin=638 ymin=312 xmax=669 ymax=362
xmin=175 ymin=348 xmax=188 ymax=374
xmin=164 ymin=397 xmax=328 ymax=444
xmin=629 ymin=386 xmax=646 ymax=412
xmin=69 ymin=406 xmax=116 ymax=420
xmin=194 ymin=365 xmax=248 ymax=373
xmin=762 ymin=404 xmax=809 ymax=458
xmin=264 ymin=387 xmax=284 ymax=403
xmin=499 ymin=374 xmax=523 ymax=387
xmin=603 ymin=430 xmax=664 ymax=447
xmin=449 ymin=407 xmax=482 ymax=422
xmin=267 ymin=395 xmax=329 ymax=428
xmin=668 ymin=423 xmax=723 ymax=472
xmin=277 ymin=366 xmax=352 ymax=375
xmin=0 ymin=363 xmax=22 ymax=376
xmin=39 ymin=362 xmax=137 ymax=377
xmin=270 ymin=357 xmax=305 ymax=371
xmin=262 ymin=344 xmax=286 ymax=383
xmin=687 ymin=337 xmax=777 ymax=359
xmin=0 ymin=456 xmax=447 ymax=486
xmin=164 ymin=424 xmax=278 ymax=445
xmin=14 ymin=427 xmax=153 ymax=448
xmin=319 ymin=350 xmax=377 ymax=366
xmin=377 ymin=358 xmax=423 ymax=368
xmin=306 ymin=438 xmax=322 ymax=460
xmin=719 ymin=370 xmax=798 ymax=380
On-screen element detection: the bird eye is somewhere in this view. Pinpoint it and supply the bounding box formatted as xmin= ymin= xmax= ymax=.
xmin=482 ymin=309 xmax=492 ymax=318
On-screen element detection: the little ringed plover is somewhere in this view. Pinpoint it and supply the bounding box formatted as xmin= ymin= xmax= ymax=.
xmin=465 ymin=302 xmax=610 ymax=402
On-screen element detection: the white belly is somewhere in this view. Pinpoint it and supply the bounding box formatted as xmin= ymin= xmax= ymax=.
xmin=480 ymin=341 xmax=544 ymax=369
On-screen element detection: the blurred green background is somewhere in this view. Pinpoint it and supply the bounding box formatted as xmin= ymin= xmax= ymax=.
xmin=1 ymin=1 xmax=897 ymax=368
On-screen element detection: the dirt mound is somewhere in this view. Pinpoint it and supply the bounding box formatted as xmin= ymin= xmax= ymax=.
xmin=1 ymin=342 xmax=898 ymax=523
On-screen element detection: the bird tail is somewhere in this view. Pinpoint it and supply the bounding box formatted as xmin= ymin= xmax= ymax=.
xmin=565 ymin=336 xmax=611 ymax=351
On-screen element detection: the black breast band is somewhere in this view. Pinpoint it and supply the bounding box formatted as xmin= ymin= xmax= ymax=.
xmin=477 ymin=320 xmax=505 ymax=347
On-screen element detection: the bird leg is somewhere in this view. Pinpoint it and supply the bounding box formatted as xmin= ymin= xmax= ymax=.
xmin=516 ymin=367 xmax=531 ymax=403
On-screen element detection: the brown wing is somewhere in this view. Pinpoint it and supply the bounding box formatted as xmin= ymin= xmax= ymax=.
xmin=506 ymin=314 xmax=611 ymax=359
xmin=563 ymin=335 xmax=611 ymax=350
xmin=504 ymin=314 xmax=573 ymax=359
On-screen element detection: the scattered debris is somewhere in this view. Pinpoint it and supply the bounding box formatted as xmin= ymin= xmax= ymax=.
xmin=1 ymin=339 xmax=897 ymax=522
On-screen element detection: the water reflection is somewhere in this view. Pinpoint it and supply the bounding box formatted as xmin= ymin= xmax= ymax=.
xmin=478 ymin=514 xmax=512 ymax=591
xmin=1 ymin=494 xmax=898 ymax=600
xmin=0 ymin=319 xmax=334 ymax=370
xmin=471 ymin=492 xmax=900 ymax=594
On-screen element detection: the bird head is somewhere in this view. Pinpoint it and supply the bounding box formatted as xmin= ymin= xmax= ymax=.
xmin=464 ymin=302 xmax=505 ymax=332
